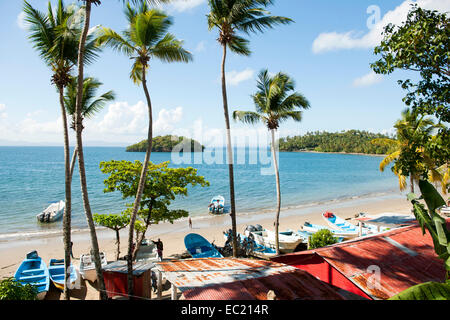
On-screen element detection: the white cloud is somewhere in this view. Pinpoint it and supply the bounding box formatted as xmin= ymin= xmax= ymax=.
xmin=312 ymin=0 xmax=450 ymax=54
xmin=226 ymin=68 xmax=255 ymax=86
xmin=195 ymin=41 xmax=206 ymax=52
xmin=167 ymin=0 xmax=205 ymax=12
xmin=352 ymin=71 xmax=384 ymax=87
xmin=0 ymin=104 xmax=7 ymax=119
xmin=17 ymin=12 xmax=28 ymax=30
xmin=154 ymin=107 xmax=184 ymax=134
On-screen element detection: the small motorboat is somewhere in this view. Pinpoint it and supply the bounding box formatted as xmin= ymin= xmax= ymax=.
xmin=36 ymin=200 xmax=65 ymax=223
xmin=208 ymin=195 xmax=225 ymax=215
xmin=135 ymin=239 xmax=159 ymax=262
xmin=302 ymin=221 xmax=361 ymax=239
xmin=48 ymin=259 xmax=78 ymax=290
xmin=14 ymin=251 xmax=50 ymax=300
xmin=184 ymin=233 xmax=223 ymax=258
xmin=79 ymin=252 xmax=107 ymax=283
xmin=322 ymin=211 xmax=373 ymax=235
xmin=244 ymin=225 xmax=304 ymax=253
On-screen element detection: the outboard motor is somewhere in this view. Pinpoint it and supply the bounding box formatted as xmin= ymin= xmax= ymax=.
xmin=255 ymin=224 xmax=263 ymax=231
xmin=246 ymin=225 xmax=257 ymax=233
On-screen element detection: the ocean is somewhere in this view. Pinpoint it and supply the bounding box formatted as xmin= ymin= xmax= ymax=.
xmin=0 ymin=146 xmax=399 ymax=237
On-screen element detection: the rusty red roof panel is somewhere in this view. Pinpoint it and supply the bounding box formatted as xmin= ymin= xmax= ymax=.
xmin=155 ymin=258 xmax=344 ymax=300
xmin=272 ymin=220 xmax=449 ymax=300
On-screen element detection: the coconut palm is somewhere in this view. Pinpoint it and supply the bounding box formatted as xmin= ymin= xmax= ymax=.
xmin=64 ymin=76 xmax=115 ymax=175
xmin=207 ymin=0 xmax=293 ymax=257
xmin=233 ymin=69 xmax=310 ymax=255
xmin=372 ymin=108 xmax=437 ymax=193
xmin=73 ymin=0 xmax=172 ymax=300
xmin=23 ymin=0 xmax=98 ymax=300
xmin=96 ymin=3 xmax=192 ymax=296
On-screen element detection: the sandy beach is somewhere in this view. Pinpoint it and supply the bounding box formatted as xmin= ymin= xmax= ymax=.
xmin=0 ymin=193 xmax=412 ymax=300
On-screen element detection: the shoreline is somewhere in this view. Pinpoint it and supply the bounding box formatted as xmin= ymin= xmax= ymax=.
xmin=0 ymin=189 xmax=402 ymax=242
xmin=0 ymin=193 xmax=412 ymax=299
xmin=287 ymin=150 xmax=386 ymax=157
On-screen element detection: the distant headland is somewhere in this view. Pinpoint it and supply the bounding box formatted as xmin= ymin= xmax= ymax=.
xmin=126 ymin=135 xmax=205 ymax=152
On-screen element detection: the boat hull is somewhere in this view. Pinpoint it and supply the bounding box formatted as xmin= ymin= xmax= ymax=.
xmin=79 ymin=253 xmax=107 ymax=283
xmin=184 ymin=233 xmax=223 ymax=258
xmin=245 ymin=230 xmax=304 ymax=253
xmin=14 ymin=251 xmax=50 ymax=300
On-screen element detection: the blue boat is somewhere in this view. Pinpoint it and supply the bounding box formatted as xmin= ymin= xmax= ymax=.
xmin=14 ymin=251 xmax=50 ymax=300
xmin=184 ymin=233 xmax=223 ymax=258
xmin=48 ymin=259 xmax=78 ymax=291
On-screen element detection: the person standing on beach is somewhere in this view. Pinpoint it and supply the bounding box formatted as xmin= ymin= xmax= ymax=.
xmin=188 ymin=217 xmax=192 ymax=229
xmin=70 ymin=241 xmax=74 ymax=259
xmin=155 ymin=238 xmax=163 ymax=261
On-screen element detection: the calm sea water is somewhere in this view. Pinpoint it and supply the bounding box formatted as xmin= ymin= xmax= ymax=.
xmin=0 ymin=146 xmax=398 ymax=236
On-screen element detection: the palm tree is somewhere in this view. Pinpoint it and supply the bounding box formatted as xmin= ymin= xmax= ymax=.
xmin=64 ymin=76 xmax=115 ymax=174
xmin=233 ymin=70 xmax=310 ymax=255
xmin=372 ymin=108 xmax=437 ymax=193
xmin=23 ymin=0 xmax=98 ymax=300
xmin=73 ymin=0 xmax=171 ymax=301
xmin=206 ymin=0 xmax=293 ymax=257
xmin=96 ymin=3 xmax=192 ymax=296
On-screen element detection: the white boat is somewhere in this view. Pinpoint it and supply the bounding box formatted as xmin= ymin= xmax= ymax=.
xmin=301 ymin=222 xmax=361 ymax=239
xmin=79 ymin=252 xmax=107 ymax=283
xmin=438 ymin=206 xmax=450 ymax=215
xmin=208 ymin=195 xmax=225 ymax=215
xmin=244 ymin=225 xmax=304 ymax=253
xmin=322 ymin=211 xmax=377 ymax=237
xmin=135 ymin=239 xmax=158 ymax=262
xmin=36 ymin=200 xmax=65 ymax=223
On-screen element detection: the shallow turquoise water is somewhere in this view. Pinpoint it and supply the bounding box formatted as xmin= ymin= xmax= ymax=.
xmin=0 ymin=146 xmax=398 ymax=235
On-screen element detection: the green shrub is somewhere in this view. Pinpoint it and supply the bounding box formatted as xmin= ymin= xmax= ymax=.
xmin=0 ymin=278 xmax=38 ymax=300
xmin=308 ymin=229 xmax=338 ymax=249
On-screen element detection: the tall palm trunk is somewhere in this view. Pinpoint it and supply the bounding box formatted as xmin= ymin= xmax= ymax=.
xmin=127 ymin=65 xmax=153 ymax=298
xmin=410 ymin=175 xmax=415 ymax=193
xmin=75 ymin=0 xmax=107 ymax=300
xmin=59 ymin=87 xmax=72 ymax=300
xmin=221 ymin=44 xmax=238 ymax=257
xmin=270 ymin=129 xmax=281 ymax=255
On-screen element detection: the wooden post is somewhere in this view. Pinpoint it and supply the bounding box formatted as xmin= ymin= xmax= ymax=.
xmin=157 ymin=270 xmax=162 ymax=300
xmin=171 ymin=284 xmax=178 ymax=300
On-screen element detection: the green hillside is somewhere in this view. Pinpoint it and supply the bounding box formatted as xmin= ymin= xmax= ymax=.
xmin=126 ymin=135 xmax=205 ymax=153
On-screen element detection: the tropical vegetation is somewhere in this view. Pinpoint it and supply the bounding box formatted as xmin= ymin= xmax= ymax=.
xmin=93 ymin=212 xmax=130 ymax=260
xmin=95 ymin=2 xmax=192 ymax=296
xmin=99 ymin=160 xmax=209 ymax=257
xmin=308 ymin=229 xmax=339 ymax=250
xmin=279 ymin=130 xmax=396 ymax=154
xmin=23 ymin=0 xmax=99 ymax=300
xmin=126 ymin=135 xmax=205 ymax=153
xmin=233 ymin=69 xmax=310 ymax=254
xmin=207 ymin=0 xmax=293 ymax=258
xmin=0 ymin=278 xmax=38 ymax=300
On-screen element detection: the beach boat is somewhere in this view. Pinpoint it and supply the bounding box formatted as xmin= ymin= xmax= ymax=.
xmin=135 ymin=239 xmax=158 ymax=262
xmin=79 ymin=252 xmax=107 ymax=282
xmin=14 ymin=251 xmax=50 ymax=300
xmin=48 ymin=259 xmax=78 ymax=290
xmin=223 ymin=230 xmax=277 ymax=258
xmin=302 ymin=222 xmax=361 ymax=239
xmin=36 ymin=200 xmax=65 ymax=223
xmin=184 ymin=233 xmax=223 ymax=258
xmin=208 ymin=195 xmax=225 ymax=215
xmin=322 ymin=211 xmax=375 ymax=236
xmin=244 ymin=225 xmax=304 ymax=253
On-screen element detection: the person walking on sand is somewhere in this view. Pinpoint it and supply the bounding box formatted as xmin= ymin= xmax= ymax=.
xmin=70 ymin=241 xmax=74 ymax=259
xmin=189 ymin=217 xmax=192 ymax=229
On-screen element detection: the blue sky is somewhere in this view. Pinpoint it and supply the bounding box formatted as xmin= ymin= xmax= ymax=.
xmin=0 ymin=0 xmax=449 ymax=146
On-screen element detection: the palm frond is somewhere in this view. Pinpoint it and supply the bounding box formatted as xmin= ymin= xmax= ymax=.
xmin=96 ymin=27 xmax=137 ymax=56
xmin=232 ymin=110 xmax=263 ymax=125
xmin=228 ymin=35 xmax=251 ymax=56
xmin=151 ymin=33 xmax=193 ymax=63
xmin=380 ymin=150 xmax=400 ymax=172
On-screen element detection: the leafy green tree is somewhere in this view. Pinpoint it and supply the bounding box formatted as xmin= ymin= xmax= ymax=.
xmin=126 ymin=135 xmax=205 ymax=153
xmin=23 ymin=0 xmax=98 ymax=300
xmin=207 ymin=0 xmax=293 ymax=257
xmin=0 ymin=278 xmax=38 ymax=300
xmin=371 ymin=5 xmax=449 ymax=133
xmin=233 ymin=70 xmax=310 ymax=254
xmin=93 ymin=212 xmax=129 ymax=260
xmin=308 ymin=229 xmax=338 ymax=250
xmin=372 ymin=108 xmax=437 ymax=192
xmin=96 ymin=3 xmax=192 ymax=296
xmin=99 ymin=160 xmax=209 ymax=259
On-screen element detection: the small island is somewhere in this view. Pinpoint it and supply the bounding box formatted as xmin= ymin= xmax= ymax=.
xmin=126 ymin=135 xmax=205 ymax=153
xmin=279 ymin=130 xmax=395 ymax=155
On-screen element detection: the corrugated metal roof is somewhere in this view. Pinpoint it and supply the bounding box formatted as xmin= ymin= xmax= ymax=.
xmin=155 ymin=258 xmax=344 ymax=300
xmin=273 ymin=221 xmax=449 ymax=300
xmin=102 ymin=260 xmax=155 ymax=276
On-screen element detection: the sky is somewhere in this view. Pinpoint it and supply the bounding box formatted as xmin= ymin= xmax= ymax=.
xmin=0 ymin=0 xmax=449 ymax=147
